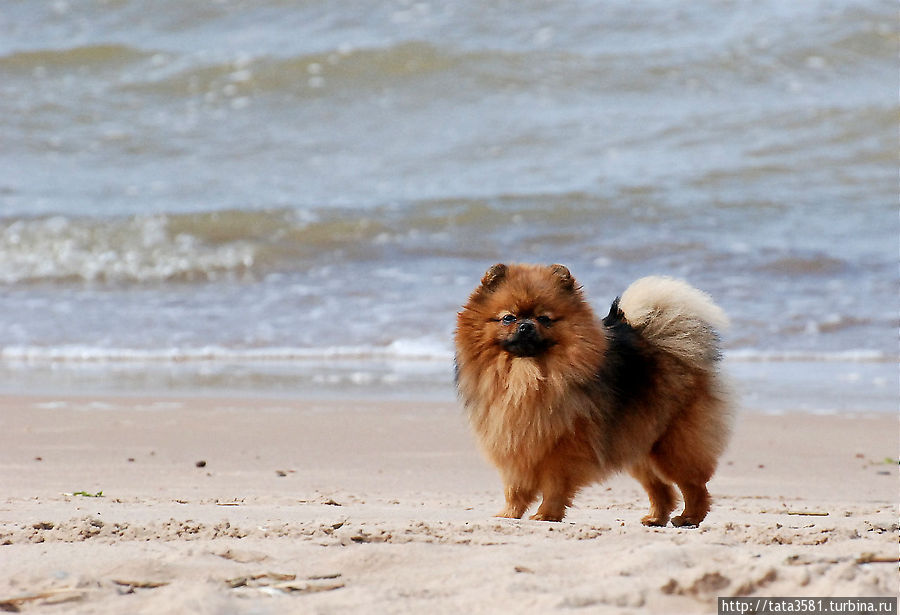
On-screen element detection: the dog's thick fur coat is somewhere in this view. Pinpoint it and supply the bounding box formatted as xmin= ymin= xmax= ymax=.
xmin=455 ymin=264 xmax=732 ymax=526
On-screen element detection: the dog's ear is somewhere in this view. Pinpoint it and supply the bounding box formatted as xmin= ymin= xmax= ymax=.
xmin=550 ymin=264 xmax=576 ymax=291
xmin=480 ymin=263 xmax=507 ymax=292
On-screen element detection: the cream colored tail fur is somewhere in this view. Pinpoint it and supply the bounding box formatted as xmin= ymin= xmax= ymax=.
xmin=618 ymin=276 xmax=728 ymax=369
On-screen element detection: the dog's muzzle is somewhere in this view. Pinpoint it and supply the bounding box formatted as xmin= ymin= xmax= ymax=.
xmin=502 ymin=320 xmax=548 ymax=357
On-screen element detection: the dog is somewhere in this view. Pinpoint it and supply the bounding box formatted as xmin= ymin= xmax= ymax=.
xmin=454 ymin=263 xmax=732 ymax=526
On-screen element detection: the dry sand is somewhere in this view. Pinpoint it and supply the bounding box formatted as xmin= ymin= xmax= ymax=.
xmin=0 ymin=394 xmax=897 ymax=614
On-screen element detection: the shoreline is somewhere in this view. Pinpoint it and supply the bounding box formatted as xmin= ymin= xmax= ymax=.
xmin=1 ymin=394 xmax=897 ymax=613
xmin=1 ymin=354 xmax=896 ymax=416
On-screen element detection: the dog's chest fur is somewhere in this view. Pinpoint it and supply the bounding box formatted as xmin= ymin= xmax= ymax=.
xmin=462 ymin=356 xmax=592 ymax=464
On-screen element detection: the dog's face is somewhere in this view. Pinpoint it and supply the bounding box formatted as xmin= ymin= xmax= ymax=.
xmin=456 ymin=263 xmax=594 ymax=362
xmin=494 ymin=310 xmax=554 ymax=358
xmin=483 ymin=263 xmax=565 ymax=357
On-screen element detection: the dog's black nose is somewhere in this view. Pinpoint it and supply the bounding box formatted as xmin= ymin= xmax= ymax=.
xmin=517 ymin=320 xmax=535 ymax=334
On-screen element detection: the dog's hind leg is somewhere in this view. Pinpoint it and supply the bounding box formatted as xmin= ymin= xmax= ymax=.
xmin=670 ymin=481 xmax=712 ymax=527
xmin=649 ymin=423 xmax=718 ymax=527
xmin=629 ymin=460 xmax=678 ymax=527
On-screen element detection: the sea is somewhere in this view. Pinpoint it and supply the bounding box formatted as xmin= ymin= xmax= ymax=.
xmin=0 ymin=0 xmax=896 ymax=414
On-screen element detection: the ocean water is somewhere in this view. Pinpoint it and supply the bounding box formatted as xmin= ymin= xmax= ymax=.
xmin=0 ymin=1 xmax=896 ymax=412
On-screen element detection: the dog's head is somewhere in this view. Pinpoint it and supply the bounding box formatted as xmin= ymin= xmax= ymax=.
xmin=456 ymin=263 xmax=593 ymax=359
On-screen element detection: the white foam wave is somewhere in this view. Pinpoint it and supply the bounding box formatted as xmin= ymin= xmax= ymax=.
xmin=0 ymin=339 xmax=454 ymax=364
xmin=0 ymin=215 xmax=256 ymax=284
xmin=1 ymin=344 xmax=892 ymax=365
xmin=724 ymin=349 xmax=895 ymax=363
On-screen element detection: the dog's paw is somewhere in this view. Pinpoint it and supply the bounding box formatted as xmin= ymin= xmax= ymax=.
xmin=529 ymin=512 xmax=563 ymax=522
xmin=641 ymin=514 xmax=670 ymax=527
xmin=671 ymin=515 xmax=701 ymax=528
xmin=496 ymin=510 xmax=524 ymax=519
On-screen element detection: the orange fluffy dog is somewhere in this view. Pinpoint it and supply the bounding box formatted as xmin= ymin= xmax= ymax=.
xmin=454 ymin=263 xmax=732 ymax=526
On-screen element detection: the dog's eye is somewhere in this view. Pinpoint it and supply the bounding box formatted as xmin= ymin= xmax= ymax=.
xmin=500 ymin=314 xmax=517 ymax=325
xmin=536 ymin=316 xmax=552 ymax=327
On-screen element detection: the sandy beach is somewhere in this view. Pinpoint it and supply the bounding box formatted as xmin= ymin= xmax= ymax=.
xmin=2 ymin=0 xmax=895 ymax=613
xmin=0 ymin=394 xmax=896 ymax=614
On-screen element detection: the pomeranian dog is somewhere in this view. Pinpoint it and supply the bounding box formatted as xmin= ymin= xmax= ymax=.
xmin=454 ymin=263 xmax=732 ymax=527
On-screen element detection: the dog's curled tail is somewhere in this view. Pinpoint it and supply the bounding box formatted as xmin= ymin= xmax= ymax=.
xmin=617 ymin=276 xmax=728 ymax=369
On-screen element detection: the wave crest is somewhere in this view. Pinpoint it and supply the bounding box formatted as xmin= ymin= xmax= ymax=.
xmin=0 ymin=213 xmax=257 ymax=284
